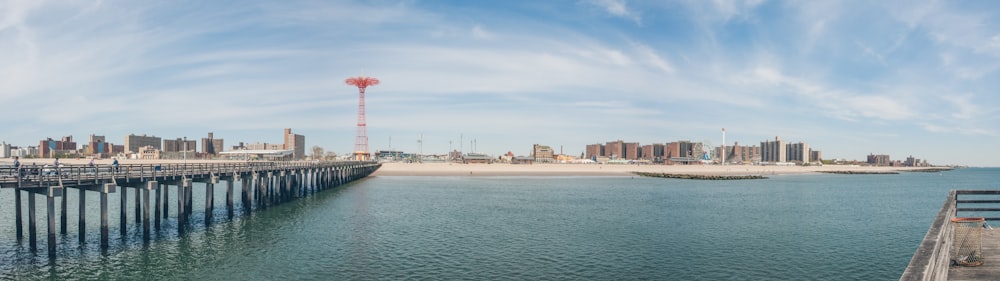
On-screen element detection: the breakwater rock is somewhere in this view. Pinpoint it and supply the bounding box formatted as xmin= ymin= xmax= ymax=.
xmin=818 ymin=170 xmax=899 ymax=175
xmin=633 ymin=172 xmax=768 ymax=180
xmin=903 ymin=167 xmax=954 ymax=173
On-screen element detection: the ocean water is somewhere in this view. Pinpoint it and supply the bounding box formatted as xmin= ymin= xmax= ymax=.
xmin=0 ymin=168 xmax=995 ymax=280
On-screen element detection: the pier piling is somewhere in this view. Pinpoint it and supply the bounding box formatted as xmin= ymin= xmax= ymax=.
xmin=78 ymin=188 xmax=86 ymax=244
xmin=154 ymin=183 xmax=161 ymax=230
xmin=47 ymin=186 xmax=62 ymax=259
xmin=100 ymin=183 xmax=114 ymax=250
xmin=177 ymin=180 xmax=187 ymax=233
xmin=15 ymin=188 xmax=22 ymax=241
xmin=205 ymin=180 xmax=214 ymax=225
xmin=28 ymin=192 xmax=36 ymax=252
xmin=119 ymin=186 xmax=127 ymax=237
xmin=134 ymin=185 xmax=140 ymax=224
xmin=185 ymin=179 xmax=192 ymax=220
xmin=162 ymin=183 xmax=169 ymax=219
xmin=143 ymin=181 xmax=154 ymax=241
xmin=226 ymin=179 xmax=234 ymax=219
xmin=60 ymin=189 xmax=67 ymax=235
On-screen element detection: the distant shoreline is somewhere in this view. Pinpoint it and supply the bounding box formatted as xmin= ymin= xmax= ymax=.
xmin=371 ymin=162 xmax=951 ymax=177
xmin=2 ymin=158 xmax=952 ymax=177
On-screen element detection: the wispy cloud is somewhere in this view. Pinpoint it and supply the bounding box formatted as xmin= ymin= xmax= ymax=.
xmin=1 ymin=0 xmax=1000 ymax=165
xmin=587 ymin=0 xmax=641 ymax=24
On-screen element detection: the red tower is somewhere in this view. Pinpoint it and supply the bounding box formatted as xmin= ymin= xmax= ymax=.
xmin=345 ymin=76 xmax=379 ymax=161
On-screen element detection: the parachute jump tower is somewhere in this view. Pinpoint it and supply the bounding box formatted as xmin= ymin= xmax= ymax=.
xmin=345 ymin=75 xmax=380 ymax=161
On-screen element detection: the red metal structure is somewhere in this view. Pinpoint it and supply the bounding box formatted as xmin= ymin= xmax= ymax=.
xmin=345 ymin=76 xmax=380 ymax=160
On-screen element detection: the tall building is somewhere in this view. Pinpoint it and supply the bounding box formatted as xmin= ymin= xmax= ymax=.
xmin=201 ymin=132 xmax=225 ymax=155
xmin=810 ymin=150 xmax=822 ymax=163
xmin=786 ymin=142 xmax=810 ymax=163
xmin=677 ymin=141 xmax=696 ymax=158
xmin=163 ymin=138 xmax=196 ymax=153
xmin=125 ymin=134 xmax=161 ymax=153
xmin=585 ymin=144 xmax=604 ymax=159
xmin=761 ymin=136 xmax=786 ymax=163
xmin=729 ymin=142 xmax=743 ymax=163
xmin=605 ymin=140 xmax=624 ymax=159
xmin=137 ymin=145 xmax=160 ymax=159
xmin=0 ymin=142 xmax=10 ymax=158
xmin=85 ymin=134 xmax=109 ymax=156
xmin=38 ymin=136 xmax=77 ymax=158
xmin=641 ymin=144 xmax=664 ymax=162
xmin=246 ymin=142 xmax=284 ymax=150
xmin=283 ymin=128 xmax=305 ymax=160
xmin=717 ymin=142 xmax=744 ymax=163
xmin=624 ymin=142 xmax=640 ymax=160
xmin=867 ymin=154 xmax=891 ymax=166
xmin=664 ymin=141 xmax=698 ymax=164
xmin=740 ymin=144 xmax=761 ymax=163
xmin=664 ymin=142 xmax=680 ymax=164
xmin=532 ymin=144 xmax=554 ymax=162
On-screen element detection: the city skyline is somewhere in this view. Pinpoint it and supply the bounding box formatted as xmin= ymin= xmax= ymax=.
xmin=4 ymin=129 xmax=936 ymax=166
xmin=2 ymin=1 xmax=999 ymax=166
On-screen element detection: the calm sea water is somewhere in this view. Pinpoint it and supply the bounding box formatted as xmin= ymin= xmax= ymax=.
xmin=0 ymin=168 xmax=996 ymax=280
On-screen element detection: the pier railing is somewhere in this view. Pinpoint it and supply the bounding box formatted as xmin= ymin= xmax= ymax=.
xmin=900 ymin=190 xmax=1000 ymax=281
xmin=954 ymin=190 xmax=1000 ymax=221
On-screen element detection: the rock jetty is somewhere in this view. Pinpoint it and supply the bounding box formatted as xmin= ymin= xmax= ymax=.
xmin=817 ymin=170 xmax=899 ymax=175
xmin=632 ymin=172 xmax=768 ymax=180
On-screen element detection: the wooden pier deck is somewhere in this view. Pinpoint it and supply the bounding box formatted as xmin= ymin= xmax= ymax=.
xmin=949 ymin=228 xmax=1000 ymax=280
xmin=901 ymin=190 xmax=1000 ymax=281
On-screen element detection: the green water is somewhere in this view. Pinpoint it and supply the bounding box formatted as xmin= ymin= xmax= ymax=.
xmin=0 ymin=168 xmax=995 ymax=280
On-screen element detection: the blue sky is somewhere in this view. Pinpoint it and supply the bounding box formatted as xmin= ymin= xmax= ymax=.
xmin=2 ymin=0 xmax=999 ymax=166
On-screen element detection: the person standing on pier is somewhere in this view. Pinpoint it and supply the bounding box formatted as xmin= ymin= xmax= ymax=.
xmin=112 ymin=158 xmax=119 ymax=173
xmin=13 ymin=156 xmax=20 ymax=177
xmin=53 ymin=158 xmax=59 ymax=175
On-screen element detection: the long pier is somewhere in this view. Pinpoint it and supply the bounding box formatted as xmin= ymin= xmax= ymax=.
xmin=901 ymin=190 xmax=1000 ymax=280
xmin=0 ymin=161 xmax=380 ymax=259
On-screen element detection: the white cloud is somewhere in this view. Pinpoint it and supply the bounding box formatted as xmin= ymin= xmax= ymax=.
xmin=471 ymin=25 xmax=494 ymax=40
xmin=633 ymin=43 xmax=674 ymax=74
xmin=588 ymin=0 xmax=641 ymax=24
xmin=2 ymin=0 xmax=1000 ymax=165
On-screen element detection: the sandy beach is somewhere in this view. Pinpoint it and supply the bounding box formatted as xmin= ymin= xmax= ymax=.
xmin=2 ymin=158 xmax=944 ymax=177
xmin=371 ymin=162 xmax=941 ymax=177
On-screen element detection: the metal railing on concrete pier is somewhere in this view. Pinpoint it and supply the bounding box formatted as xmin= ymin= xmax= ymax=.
xmin=0 ymin=160 xmax=381 ymax=260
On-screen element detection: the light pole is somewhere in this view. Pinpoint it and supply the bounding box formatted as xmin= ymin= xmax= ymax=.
xmin=183 ymin=136 xmax=188 ymax=176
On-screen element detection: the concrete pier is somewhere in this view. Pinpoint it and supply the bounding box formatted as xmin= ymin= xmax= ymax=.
xmin=1 ymin=161 xmax=380 ymax=260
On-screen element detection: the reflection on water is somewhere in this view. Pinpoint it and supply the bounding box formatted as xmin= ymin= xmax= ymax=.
xmin=0 ymin=169 xmax=996 ymax=280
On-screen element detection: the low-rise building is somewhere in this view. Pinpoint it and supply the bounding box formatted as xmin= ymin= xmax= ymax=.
xmin=137 ymin=145 xmax=161 ymax=160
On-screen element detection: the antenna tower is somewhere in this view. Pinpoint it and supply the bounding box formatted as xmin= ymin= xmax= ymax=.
xmin=345 ymin=75 xmax=380 ymax=161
